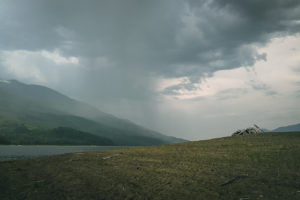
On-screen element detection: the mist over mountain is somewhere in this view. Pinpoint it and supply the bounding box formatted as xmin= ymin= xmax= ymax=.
xmin=0 ymin=80 xmax=185 ymax=145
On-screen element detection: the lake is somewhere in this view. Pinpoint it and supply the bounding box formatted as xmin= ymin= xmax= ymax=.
xmin=0 ymin=145 xmax=132 ymax=161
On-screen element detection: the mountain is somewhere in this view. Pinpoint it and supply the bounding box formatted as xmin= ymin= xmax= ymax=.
xmin=261 ymin=128 xmax=270 ymax=132
xmin=0 ymin=122 xmax=113 ymax=145
xmin=262 ymin=123 xmax=300 ymax=132
xmin=272 ymin=123 xmax=300 ymax=132
xmin=0 ymin=80 xmax=185 ymax=145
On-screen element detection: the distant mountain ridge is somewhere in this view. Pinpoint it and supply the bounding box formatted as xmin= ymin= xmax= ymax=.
xmin=263 ymin=123 xmax=300 ymax=132
xmin=272 ymin=123 xmax=300 ymax=132
xmin=0 ymin=80 xmax=186 ymax=145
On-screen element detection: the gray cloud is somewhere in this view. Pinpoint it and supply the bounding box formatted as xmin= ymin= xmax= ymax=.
xmin=2 ymin=0 xmax=299 ymax=96
xmin=248 ymin=80 xmax=277 ymax=96
xmin=1 ymin=0 xmax=300 ymax=77
xmin=1 ymin=0 xmax=300 ymax=139
xmin=216 ymin=88 xmax=249 ymax=101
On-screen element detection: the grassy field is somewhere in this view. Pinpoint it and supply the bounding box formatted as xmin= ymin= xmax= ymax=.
xmin=0 ymin=132 xmax=300 ymax=199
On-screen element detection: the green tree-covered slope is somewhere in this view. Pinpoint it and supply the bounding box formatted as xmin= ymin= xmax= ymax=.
xmin=0 ymin=80 xmax=185 ymax=145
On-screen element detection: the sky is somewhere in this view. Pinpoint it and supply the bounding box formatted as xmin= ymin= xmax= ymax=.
xmin=0 ymin=0 xmax=300 ymax=140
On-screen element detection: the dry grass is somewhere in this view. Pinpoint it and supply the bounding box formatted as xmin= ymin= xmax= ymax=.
xmin=1 ymin=132 xmax=300 ymax=199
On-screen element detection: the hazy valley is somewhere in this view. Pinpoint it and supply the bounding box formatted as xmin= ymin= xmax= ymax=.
xmin=0 ymin=80 xmax=185 ymax=146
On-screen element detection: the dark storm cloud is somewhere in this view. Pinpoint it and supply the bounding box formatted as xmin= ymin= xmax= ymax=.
xmin=173 ymin=0 xmax=300 ymax=74
xmin=0 ymin=0 xmax=300 ymax=99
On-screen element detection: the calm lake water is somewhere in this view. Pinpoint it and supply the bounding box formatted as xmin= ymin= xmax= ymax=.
xmin=0 ymin=145 xmax=131 ymax=161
